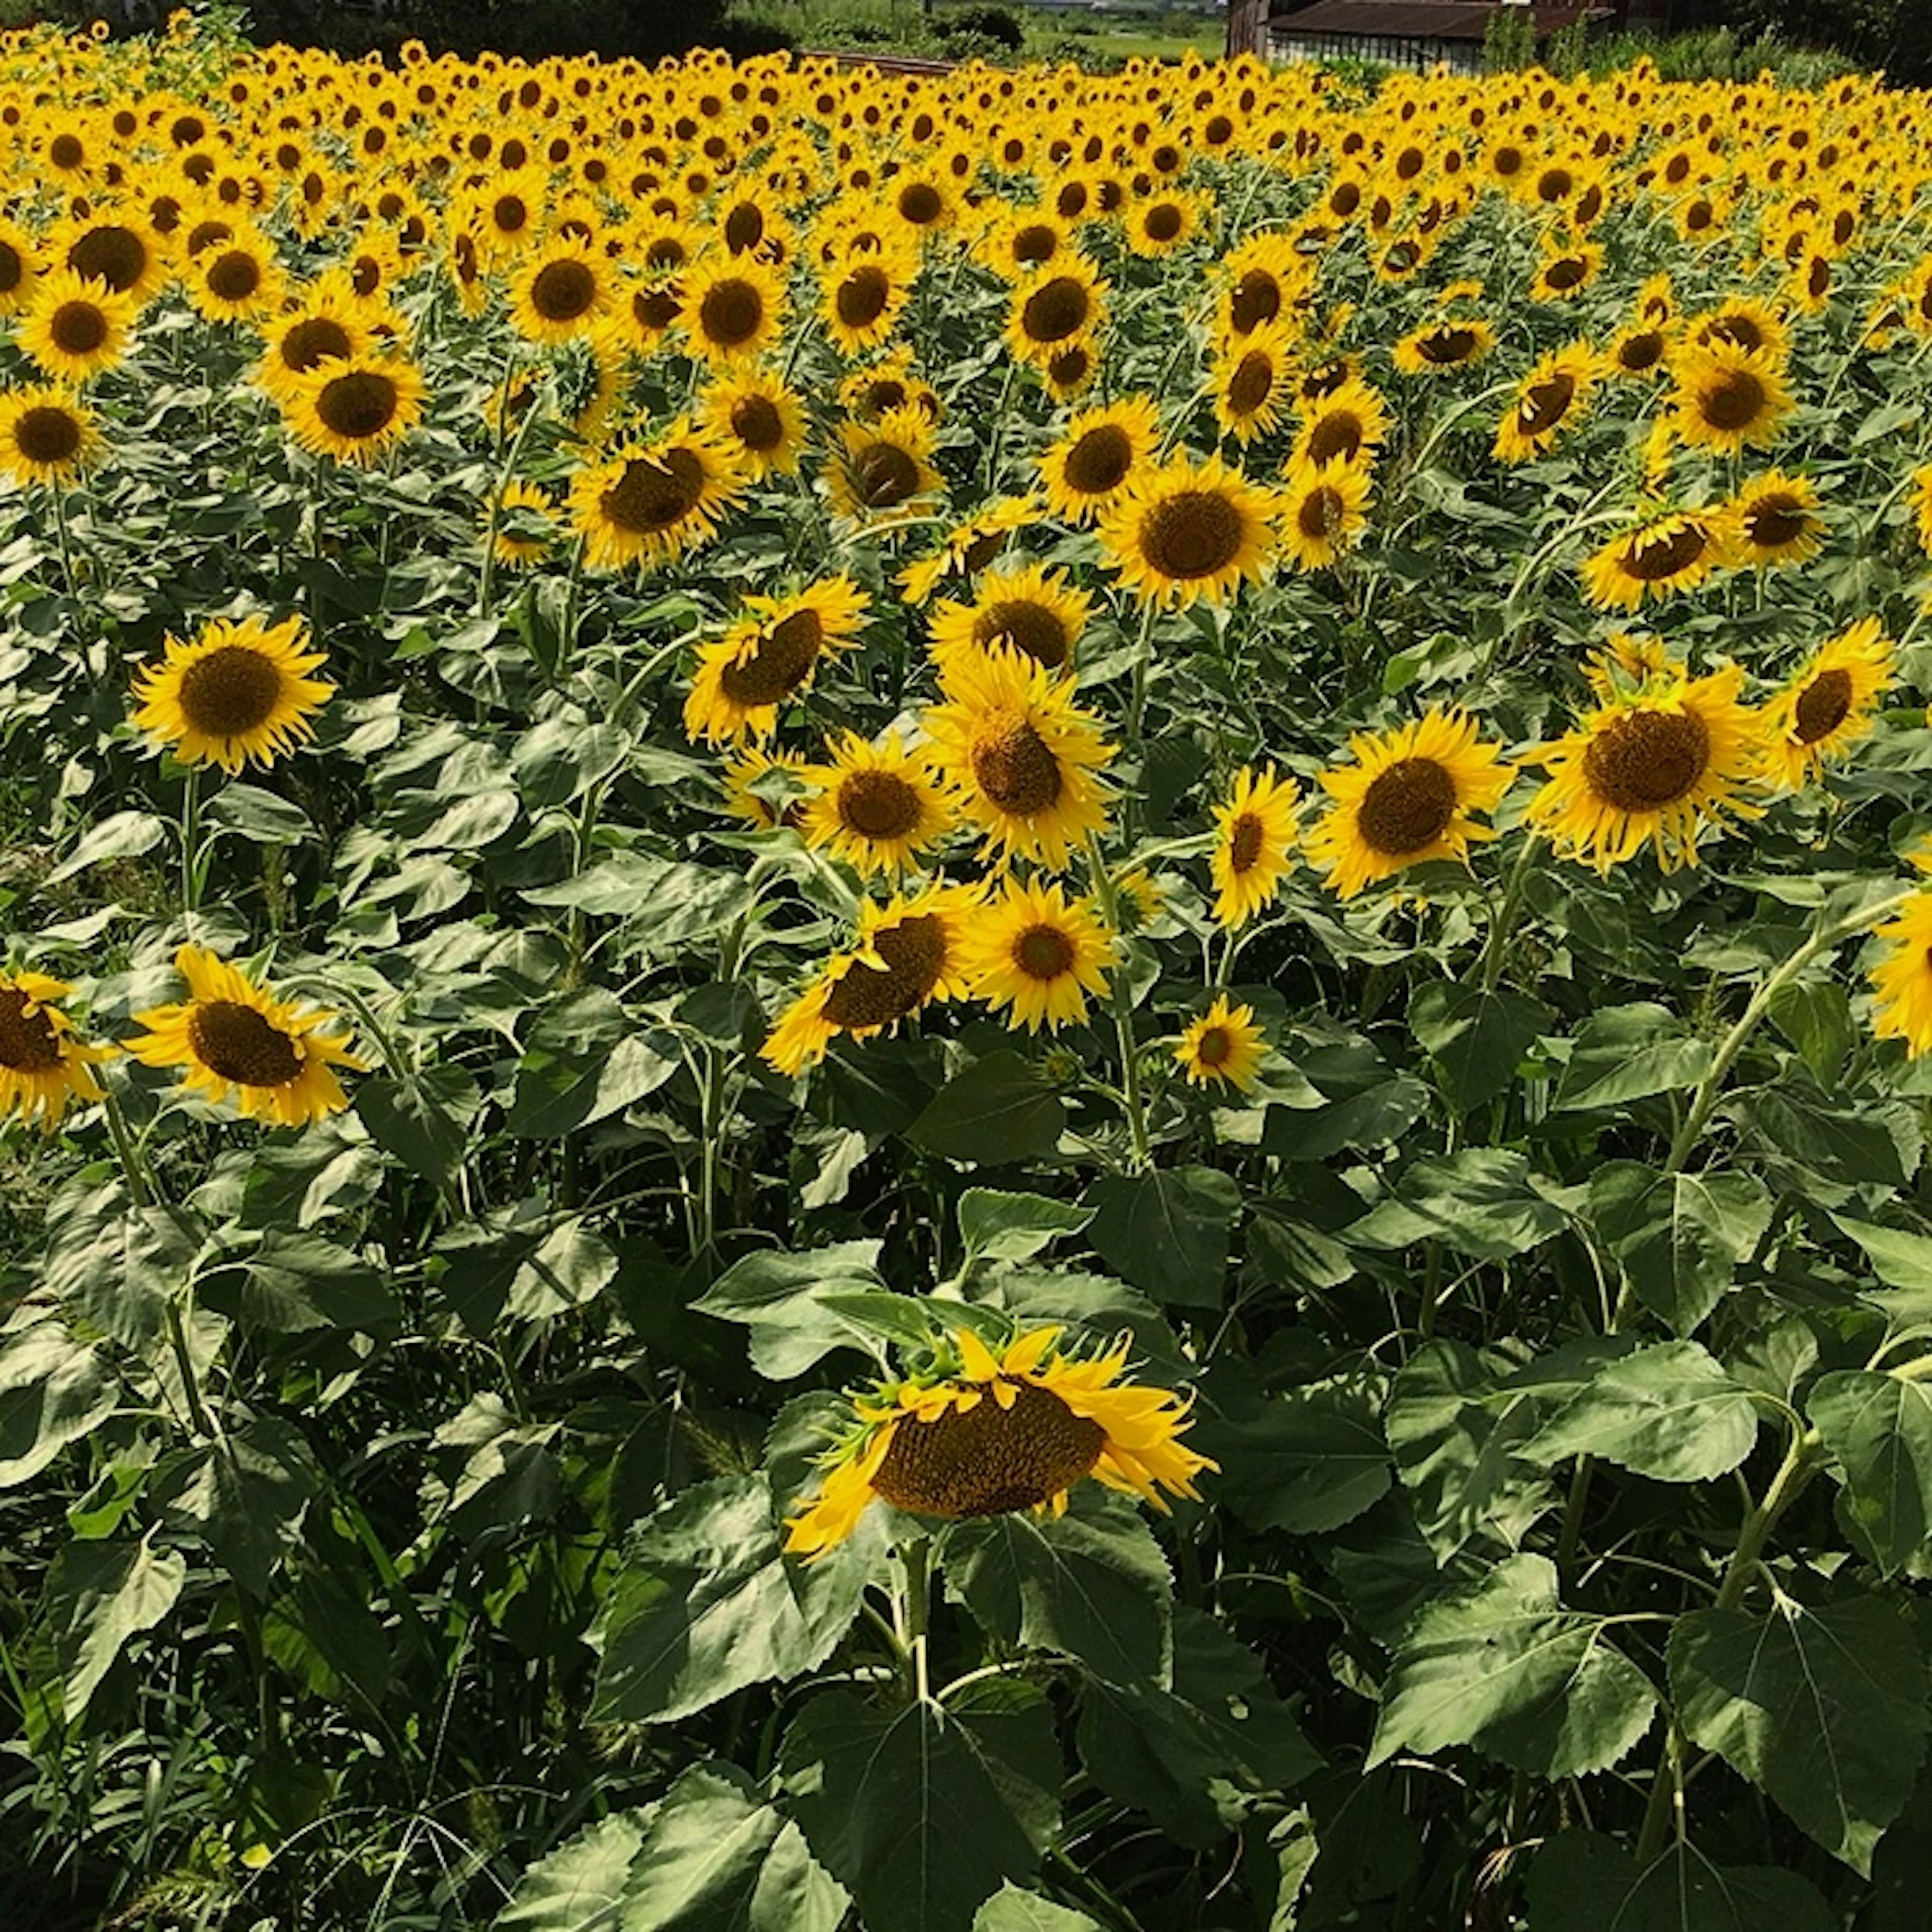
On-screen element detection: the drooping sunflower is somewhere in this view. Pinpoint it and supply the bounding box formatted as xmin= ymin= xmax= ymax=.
xmin=1524 ymin=663 xmax=1763 ymax=873
xmin=570 ymin=418 xmax=748 ymax=571
xmin=921 ymin=643 xmax=1113 ymax=871
xmin=1725 ymin=470 xmax=1825 ymax=568
xmin=508 ymin=234 xmax=613 ymax=344
xmin=131 ymin=614 xmax=333 ymax=774
xmin=1217 ymin=232 xmax=1310 ymax=341
xmin=761 ymin=884 xmax=972 ymax=1076
xmin=1005 ymin=255 xmax=1106 ymax=369
xmin=783 ymin=1325 xmax=1214 ymax=1558
xmin=796 ymin=731 xmax=954 ymax=878
xmin=681 ymin=254 xmax=785 ymax=365
xmin=1174 ymin=994 xmax=1268 ymax=1093
xmin=0 ymin=971 xmax=115 ymax=1131
xmin=1278 ymin=457 xmax=1373 ymax=572
xmin=824 ymin=406 xmax=941 ymax=523
xmin=1530 ymin=240 xmax=1603 ymax=301
xmin=484 ymin=478 xmax=556 ymax=569
xmin=1670 ymin=345 xmax=1793 ymax=456
xmin=1868 ymin=895 xmax=1932 ymax=1060
xmin=1304 ymin=709 xmax=1515 ymax=899
xmin=1099 ymin=454 xmax=1278 ymax=608
xmin=927 ymin=561 xmax=1092 ymax=680
xmin=897 ymin=496 xmax=1035 ymax=605
xmin=1211 ymin=764 xmax=1299 ymax=928
xmin=0 ymin=384 xmax=98 ymax=487
xmin=1213 ymin=323 xmax=1294 ymax=443
xmin=123 ymin=945 xmax=366 ymax=1130
xmin=962 ymin=875 xmax=1116 ymax=1033
xmin=697 ymin=368 xmax=807 ymax=480
xmin=683 ymin=575 xmax=870 ymax=745
xmin=1392 ymin=316 xmax=1495 ymax=375
xmin=1605 ymin=321 xmax=1672 ymax=380
xmin=1579 ymin=507 xmax=1733 ymax=609
xmin=18 ymin=271 xmax=135 ymax=383
xmin=1038 ymin=394 xmax=1160 ymax=526
xmin=283 ymin=354 xmax=427 ymax=466
xmin=1760 ymin=616 xmax=1894 ymax=790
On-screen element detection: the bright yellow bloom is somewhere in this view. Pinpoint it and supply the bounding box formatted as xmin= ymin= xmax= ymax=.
xmin=1211 ymin=765 xmax=1299 ymax=928
xmin=131 ymin=614 xmax=333 ymax=774
xmin=961 ymin=875 xmax=1116 ymax=1033
xmin=1760 ymin=617 xmax=1894 ymax=790
xmin=0 ymin=972 xmax=114 ymax=1131
xmin=1174 ymin=995 xmax=1268 ymax=1092
xmin=1870 ymin=895 xmax=1932 ymax=1060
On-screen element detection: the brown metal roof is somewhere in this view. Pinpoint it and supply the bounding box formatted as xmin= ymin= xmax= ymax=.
xmin=1270 ymin=2 xmax=1604 ymax=36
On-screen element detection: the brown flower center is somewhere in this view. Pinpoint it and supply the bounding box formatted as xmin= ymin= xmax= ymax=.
xmin=1619 ymin=521 xmax=1710 ymax=582
xmin=847 ymin=439 xmax=921 ymax=509
xmin=1518 ymin=371 xmax=1577 ymax=438
xmin=187 ymin=999 xmax=304 ymax=1087
xmin=1745 ymin=495 xmax=1809 ymax=548
xmin=67 ymin=225 xmax=146 ymax=292
xmin=1582 ymin=707 xmax=1710 ymax=811
xmin=821 ymin=914 xmax=947 ymax=1029
xmin=178 ymin=643 xmax=282 ymax=738
xmin=724 ymin=202 xmax=764 ymax=253
xmin=972 ymin=598 xmax=1071 ymax=670
xmin=835 ymin=263 xmax=891 ymax=330
xmin=50 ymin=300 xmax=110 ymax=357
xmin=1226 ymin=350 xmax=1275 ymax=418
xmin=14 ymin=404 xmax=82 ymax=466
xmin=314 ymin=370 xmax=401 ymax=441
xmin=48 ymin=132 xmax=83 ymax=171
xmin=972 ymin=714 xmax=1063 ymax=816
xmin=1296 ymin=482 xmax=1346 ymax=543
xmin=730 ymin=393 xmax=784 ymax=453
xmin=1701 ymin=313 xmax=1765 ymax=352
xmin=1046 ymin=345 xmax=1091 ymax=390
xmin=1227 ymin=810 xmax=1264 ymax=873
xmin=0 ymin=987 xmax=61 ymax=1072
xmin=492 ymin=194 xmax=529 ymax=234
xmin=1356 ymin=757 xmax=1458 ymax=855
xmin=206 ymin=250 xmax=261 ymax=302
xmin=898 ymin=182 xmax=943 ymax=225
xmin=698 ymin=277 xmax=764 ymax=349
xmin=836 ymin=768 xmax=924 ymax=841
xmin=1143 ymin=201 xmax=1184 ymax=243
xmin=1616 ymin=330 xmax=1665 ymax=373
xmin=1013 ymin=923 xmax=1076 ymax=981
xmin=1012 ymin=222 xmax=1058 ymax=264
xmin=1794 ymin=667 xmax=1854 ymax=744
xmin=1416 ymin=325 xmax=1478 ymax=365
xmin=602 ymin=448 xmax=707 ymax=536
xmin=530 ymin=257 xmax=597 ymax=324
xmin=961 ymin=528 xmax=1008 ymax=573
xmin=1697 ymin=365 xmax=1767 ymax=434
xmin=1303 ymin=410 xmax=1365 ymax=466
xmin=632 ymin=287 xmax=681 ymax=334
xmin=1227 ymin=269 xmax=1282 ymax=334
xmin=1543 ymin=255 xmax=1589 ymax=290
xmin=872 ymin=1379 xmax=1105 ymax=1518
xmin=279 ymin=316 xmax=353 ymax=373
xmin=1196 ymin=1025 xmax=1232 ymax=1066
xmin=1138 ymin=489 xmax=1245 ymax=581
xmin=719 ymin=607 xmax=823 ymax=707
xmin=1020 ymin=275 xmax=1091 ymax=345
xmin=1064 ymin=424 xmax=1132 ymax=496
xmin=0 ymin=242 xmax=21 ymax=294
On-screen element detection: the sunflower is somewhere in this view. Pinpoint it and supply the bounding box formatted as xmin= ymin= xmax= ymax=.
xmin=18 ymin=271 xmax=135 ymax=383
xmin=508 ymin=234 xmax=613 ymax=344
xmin=1278 ymin=456 xmax=1372 ymax=572
xmin=1531 ymin=240 xmax=1602 ymax=301
xmin=839 ymin=350 xmax=939 ymax=425
xmin=681 ymin=255 xmax=785 ymax=364
xmin=824 ymin=406 xmax=941 ymax=523
xmin=131 ymin=613 xmax=333 ymax=774
xmin=1005 ymin=256 xmax=1105 ymax=369
xmin=719 ymin=744 xmax=809 ymax=831
xmin=1292 ymin=377 xmax=1388 ymax=470
xmin=1605 ymin=322 xmax=1672 ymax=380
xmin=1760 ymin=617 xmax=1894 ymax=790
xmin=1174 ymin=994 xmax=1268 ymax=1093
xmin=797 ymin=731 xmax=953 ymax=878
xmin=783 ymin=1326 xmax=1213 ymax=1558
xmin=962 ymin=875 xmax=1116 ymax=1033
xmin=253 ymin=277 xmax=372 ymax=403
xmin=1392 ymin=316 xmax=1495 ymax=375
xmin=54 ymin=214 xmax=169 ymax=306
xmin=283 ymin=354 xmax=426 ymax=467
xmin=185 ymin=227 xmax=284 ymax=324
xmin=485 ymin=478 xmax=556 ymax=568
xmin=1124 ymin=187 xmax=1202 ymax=258
xmin=570 ymin=418 xmax=747 ymax=571
xmin=0 ymin=972 xmax=114 ymax=1131
xmin=1579 ymin=507 xmax=1733 ymax=609
xmin=0 ymin=384 xmax=98 ymax=487
xmin=1671 ymin=345 xmax=1793 ymax=456
xmin=1581 ymin=632 xmax=1678 ymax=703
xmin=1868 ymin=895 xmax=1932 ymax=1060
xmin=1218 ymin=233 xmax=1310 ymax=340
xmin=698 ymin=369 xmax=807 ymax=479
xmin=1099 ymin=454 xmax=1278 ymax=609
xmin=123 ymin=945 xmax=365 ymax=1130
xmin=683 ymin=575 xmax=869 ymax=745
xmin=1686 ymin=297 xmax=1788 ymax=362
xmin=1494 ymin=343 xmax=1598 ymax=462
xmin=1524 ymin=663 xmax=1763 ymax=873
xmin=822 ymin=246 xmax=914 ymax=357
xmin=1213 ymin=323 xmax=1293 ymax=443
xmin=1304 ymin=709 xmax=1515 ymax=899
xmin=1726 ymin=470 xmax=1825 ymax=568
xmin=921 ymin=643 xmax=1113 ymax=871
xmin=1038 ymin=395 xmax=1159 ymax=528
xmin=897 ymin=496 xmax=1034 ymax=605
xmin=0 ymin=217 xmax=39 ymax=317
xmin=761 ymin=884 xmax=972 ymax=1076
xmin=1211 ymin=764 xmax=1299 ymax=928
xmin=927 ymin=561 xmax=1092 ymax=680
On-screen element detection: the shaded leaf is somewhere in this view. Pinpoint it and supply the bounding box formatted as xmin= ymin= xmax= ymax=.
xmin=1527 ymin=1831 xmax=1836 ymax=1932
xmin=1590 ymin=1165 xmax=1772 ymax=1337
xmin=1553 ymin=1004 xmax=1711 ymax=1112
xmin=910 ymin=1052 xmax=1068 ymax=1166
xmin=1524 ymin=1342 xmax=1758 ymax=1483
xmin=1410 ymin=982 xmax=1554 ymax=1114
xmin=1808 ymin=1370 xmax=1932 ymax=1574
xmin=1087 ymin=1166 xmax=1240 ymax=1309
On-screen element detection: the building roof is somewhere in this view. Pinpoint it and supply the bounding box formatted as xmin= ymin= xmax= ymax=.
xmin=1269 ymin=1 xmax=1604 ymax=36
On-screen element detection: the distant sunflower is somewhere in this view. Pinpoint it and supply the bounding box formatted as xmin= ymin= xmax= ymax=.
xmin=1392 ymin=317 xmax=1495 ymax=375
xmin=1494 ymin=344 xmax=1598 ymax=462
xmin=1605 ymin=323 xmax=1672 ymax=380
xmin=1531 ymin=241 xmax=1602 ymax=301
xmin=1524 ymin=663 xmax=1763 ymax=873
xmin=485 ymin=478 xmax=555 ymax=568
xmin=570 ymin=418 xmax=747 ymax=571
xmin=921 ymin=643 xmax=1113 ymax=871
xmin=131 ymin=613 xmax=333 ymax=773
xmin=927 ymin=561 xmax=1091 ymax=679
xmin=1869 ymin=895 xmax=1932 ymax=1060
xmin=1728 ymin=470 xmax=1825 ymax=568
xmin=1006 ymin=256 xmax=1105 ymax=368
xmin=797 ymin=731 xmax=953 ymax=878
xmin=283 ymin=355 xmax=426 ymax=466
xmin=123 ymin=945 xmax=365 ymax=1129
xmin=18 ymin=271 xmax=134 ymax=382
xmin=1305 ymin=709 xmax=1514 ymax=898
xmin=1043 ymin=340 xmax=1100 ymax=401
xmin=0 ymin=971 xmax=114 ymax=1131
xmin=1760 ymin=616 xmax=1893 ymax=789
xmin=1099 ymin=454 xmax=1278 ymax=608
xmin=682 ymin=255 xmax=785 ymax=364
xmin=897 ymin=496 xmax=1034 ymax=605
xmin=1671 ymin=345 xmax=1792 ymax=455
xmin=683 ymin=575 xmax=869 ymax=744
xmin=783 ymin=1325 xmax=1214 ymax=1558
xmin=509 ymin=235 xmax=613 ymax=344
xmin=0 ymin=384 xmax=97 ymax=487
xmin=1278 ymin=457 xmax=1372 ymax=572
xmin=825 ymin=406 xmax=941 ymax=523
xmin=1124 ymin=187 xmax=1201 ymax=258
xmin=1211 ymin=764 xmax=1299 ymax=928
xmin=1174 ymin=994 xmax=1267 ymax=1093
xmin=698 ymin=369 xmax=807 ymax=479
xmin=1038 ymin=394 xmax=1160 ymax=525
xmin=962 ymin=875 xmax=1116 ymax=1032
xmin=1579 ymin=507 xmax=1733 ymax=609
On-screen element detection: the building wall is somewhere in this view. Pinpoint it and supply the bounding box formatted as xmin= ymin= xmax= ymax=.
xmin=1267 ymin=27 xmax=1487 ymax=72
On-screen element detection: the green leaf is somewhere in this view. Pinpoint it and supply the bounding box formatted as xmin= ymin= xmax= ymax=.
xmin=496 ymin=1812 xmax=646 ymax=1932
xmin=1366 ymin=1554 xmax=1656 ymax=1779
xmin=1086 ymin=1166 xmax=1241 ymax=1309
xmin=1523 ymin=1342 xmax=1758 ymax=1483
xmin=1830 ymin=1215 xmax=1932 ymax=1323
xmin=692 ymin=1241 xmax=905 ymax=1377
xmin=1409 ymin=983 xmax=1554 ymax=1114
xmin=589 ymin=1476 xmax=869 ymax=1725
xmin=355 ymin=1065 xmax=482 ymax=1191
xmin=1733 ymin=1089 xmax=1920 ymax=1194
xmin=215 ymin=1231 xmax=401 ymax=1333
xmin=957 ymin=1189 xmax=1094 ymax=1266
xmin=1808 ymin=1370 xmax=1932 ymax=1574
xmin=202 ymin=782 xmax=314 ymax=844
xmin=1261 ymin=1072 xmax=1429 ymax=1160
xmin=1768 ymin=979 xmax=1856 ymax=1083
xmin=0 ymin=1322 xmax=119 ymax=1489
xmin=975 ymin=1887 xmax=1103 ymax=1932
xmin=1670 ymin=1593 xmax=1929 ymax=1873
xmin=1527 ymin=1832 xmax=1837 ymax=1932
xmin=153 ymin=1417 xmax=321 ymax=1598
xmin=522 ymin=852 xmax=753 ymax=952
xmin=941 ymin=1486 xmax=1173 ymax=1686
xmin=781 ymin=1688 xmax=1060 ymax=1932
xmin=505 ymin=989 xmax=679 ymax=1139
xmin=1589 ymin=1165 xmax=1773 ymax=1337
xmin=1349 ymin=1148 xmax=1571 ymax=1261
xmin=45 ymin=809 xmax=165 ymax=884
xmin=1198 ymin=1373 xmax=1390 ymax=1535
xmin=1553 ymin=1003 xmax=1712 ymax=1112
xmin=46 ymin=1536 xmax=187 ymax=1723
xmin=910 ymin=1051 xmax=1068 ymax=1165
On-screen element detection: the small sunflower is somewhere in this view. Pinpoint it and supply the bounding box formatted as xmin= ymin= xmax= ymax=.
xmin=1671 ymin=345 xmax=1793 ymax=456
xmin=1531 ymin=241 xmax=1602 ymax=301
xmin=1524 ymin=663 xmax=1763 ymax=873
xmin=1006 ymin=256 xmax=1106 ymax=369
xmin=897 ymin=496 xmax=1034 ymax=605
xmin=1494 ymin=343 xmax=1598 ymax=463
xmin=784 ymin=1325 xmax=1213 ymax=1556
xmin=0 ymin=384 xmax=98 ymax=487
xmin=18 ymin=271 xmax=135 ymax=383
xmin=1392 ymin=317 xmax=1495 ymax=375
xmin=283 ymin=354 xmax=426 ymax=467
xmin=1727 ymin=470 xmax=1825 ymax=568
xmin=1213 ymin=323 xmax=1293 ymax=443
xmin=1605 ymin=322 xmax=1672 ymax=380
xmin=123 ymin=945 xmax=366 ymax=1130
xmin=761 ymin=885 xmax=972 ymax=1076
xmin=131 ymin=614 xmax=333 ymax=774
xmin=697 ymin=369 xmax=808 ymax=480
xmin=1038 ymin=394 xmax=1160 ymax=526
xmin=485 ymin=478 xmax=556 ymax=569
xmin=1174 ymin=995 xmax=1268 ymax=1093
xmin=683 ymin=576 xmax=870 ymax=745
xmin=1304 ymin=709 xmax=1515 ymax=898
xmin=1278 ymin=457 xmax=1372 ymax=572
xmin=1869 ymin=895 xmax=1932 ymax=1060
xmin=927 ymin=561 xmax=1092 ymax=680
xmin=824 ymin=406 xmax=942 ymax=523
xmin=921 ymin=644 xmax=1114 ymax=871
xmin=1579 ymin=507 xmax=1733 ymax=609
xmin=681 ymin=255 xmax=785 ymax=365
xmin=962 ymin=875 xmax=1116 ymax=1033
xmin=1098 ymin=454 xmax=1278 ymax=608
xmin=1760 ymin=617 xmax=1894 ymax=790
xmin=1124 ymin=187 xmax=1202 ymax=258
xmin=1211 ymin=765 xmax=1299 ymax=928
xmin=570 ymin=418 xmax=748 ymax=572
xmin=508 ymin=234 xmax=613 ymax=344
xmin=719 ymin=744 xmax=809 ymax=831
xmin=0 ymin=971 xmax=114 ymax=1131
xmin=797 ymin=731 xmax=953 ymax=878
xmin=1292 ymin=377 xmax=1389 ymax=471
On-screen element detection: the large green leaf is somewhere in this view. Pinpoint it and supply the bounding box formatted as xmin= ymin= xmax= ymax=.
xmin=909 ymin=1051 xmax=1067 ymax=1165
xmin=153 ymin=1417 xmax=321 ymax=1597
xmin=1366 ymin=1554 xmax=1656 ymax=1779
xmin=1086 ymin=1166 xmax=1240 ymax=1308
xmin=1523 ymin=1342 xmax=1758 ymax=1483
xmin=1348 ymin=1148 xmax=1571 ymax=1261
xmin=781 ymin=1688 xmax=1059 ymax=1932
xmin=213 ymin=1231 xmax=401 ymax=1333
xmin=496 ymin=1812 xmax=645 ymax=1932
xmin=45 ymin=1536 xmax=188 ymax=1723
xmin=692 ymin=1241 xmax=911 ymax=1377
xmin=1808 ymin=1370 xmax=1932 ymax=1574
xmin=0 ymin=1321 xmax=118 ymax=1490
xmin=956 ymin=1190 xmax=1094 ymax=1267
xmin=1589 ymin=1164 xmax=1773 ymax=1336
xmin=355 ymin=1065 xmax=483 ymax=1192
xmin=1409 ymin=982 xmax=1554 ymax=1115
xmin=1831 ymin=1214 xmax=1932 ymax=1324
xmin=1552 ymin=1004 xmax=1712 ymax=1113
xmin=975 ymin=1887 xmax=1103 ymax=1932
xmin=1526 ymin=1832 xmax=1836 ymax=1932
xmin=505 ymin=988 xmax=680 ymax=1139
xmin=1669 ymin=1593 xmax=1929 ymax=1873
xmin=1198 ymin=1373 xmax=1391 ymax=1535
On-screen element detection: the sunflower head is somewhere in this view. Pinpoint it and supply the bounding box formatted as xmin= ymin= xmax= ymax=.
xmin=1098 ymin=454 xmax=1279 ymax=609
xmin=283 ymin=353 xmax=426 ymax=467
xmin=131 ymin=613 xmax=333 ymax=774
xmin=570 ymin=418 xmax=748 ymax=572
xmin=1175 ymin=995 xmax=1268 ymax=1093
xmin=1211 ymin=764 xmax=1299 ymax=929
xmin=0 ymin=383 xmax=97 ymax=487
xmin=0 ymin=970 xmax=115 ymax=1131
xmin=1762 ymin=616 xmax=1894 ymax=790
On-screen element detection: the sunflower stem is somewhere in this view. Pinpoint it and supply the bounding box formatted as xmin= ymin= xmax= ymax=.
xmin=697 ymin=908 xmax=751 ymax=1262
xmin=1477 ymin=831 xmax=1542 ymax=992
xmin=48 ymin=480 xmax=78 ymax=599
xmin=101 ymin=1080 xmax=154 ymax=1210
xmin=1085 ymin=834 xmax=1152 ymax=1172
xmin=899 ymin=1538 xmax=932 ymax=1705
xmin=179 ymin=763 xmax=204 ymax=918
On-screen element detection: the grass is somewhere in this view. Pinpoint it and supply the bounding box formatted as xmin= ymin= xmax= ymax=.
xmin=722 ymin=0 xmax=1222 ymax=66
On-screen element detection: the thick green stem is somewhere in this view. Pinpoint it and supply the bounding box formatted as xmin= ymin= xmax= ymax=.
xmin=1085 ymin=835 xmax=1151 ymax=1171
xmin=1633 ymin=1718 xmax=1686 ymax=1865
xmin=180 ymin=763 xmax=204 ymax=916
xmin=101 ymin=1083 xmax=154 ymax=1209
xmin=900 ymin=1538 xmax=932 ymax=1705
xmin=1478 ymin=831 xmax=1543 ymax=992
xmin=697 ymin=909 xmax=751 ymax=1260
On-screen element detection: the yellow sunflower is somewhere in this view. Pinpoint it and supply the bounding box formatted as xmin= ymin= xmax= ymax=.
xmin=1211 ymin=764 xmax=1299 ymax=928
xmin=1726 ymin=470 xmax=1825 ymax=568
xmin=0 ymin=216 xmax=41 ymax=317
xmin=508 ymin=234 xmax=613 ymax=344
xmin=282 ymin=355 xmax=426 ymax=467
xmin=0 ymin=972 xmax=115 ymax=1131
xmin=1174 ymin=995 xmax=1268 ymax=1093
xmin=17 ymin=271 xmax=135 ymax=383
xmin=1278 ymin=457 xmax=1373 ymax=572
xmin=1098 ymin=454 xmax=1278 ymax=609
xmin=783 ymin=1326 xmax=1213 ymax=1558
xmin=1494 ymin=343 xmax=1598 ymax=463
xmin=962 ymin=875 xmax=1116 ymax=1033
xmin=897 ymin=496 xmax=1035 ymax=605
xmin=253 ymin=276 xmax=372 ymax=404
xmin=1869 ymin=895 xmax=1932 ymax=1060
xmin=697 ymin=369 xmax=808 ymax=480
xmin=1579 ymin=507 xmax=1733 ymax=609
xmin=821 ymin=246 xmax=914 ymax=358
xmin=927 ymin=561 xmax=1092 ymax=680
xmin=1760 ymin=617 xmax=1894 ymax=790
xmin=570 ymin=418 xmax=748 ymax=572
xmin=186 ymin=229 xmax=285 ymax=324
xmin=824 ymin=407 xmax=942 ymax=524
xmin=1524 ymin=663 xmax=1763 ymax=873
xmin=131 ymin=614 xmax=333 ymax=774
xmin=0 ymin=384 xmax=97 ymax=487
xmin=123 ymin=945 xmax=366 ymax=1130
xmin=761 ymin=884 xmax=973 ymax=1077
xmin=1392 ymin=316 xmax=1495 ymax=375
xmin=920 ymin=644 xmax=1114 ymax=871
xmin=484 ymin=478 xmax=556 ymax=569
xmin=796 ymin=731 xmax=954 ymax=878
xmin=719 ymin=744 xmax=809 ymax=831
xmin=1671 ymin=345 xmax=1793 ymax=456
xmin=1304 ymin=709 xmax=1515 ymax=899
xmin=1605 ymin=322 xmax=1673 ymax=380
xmin=683 ymin=576 xmax=869 ymax=745
xmin=1291 ymin=377 xmax=1389 ymax=471
xmin=1213 ymin=323 xmax=1294 ymax=443
xmin=681 ymin=255 xmax=785 ymax=365
xmin=1038 ymin=394 xmax=1160 ymax=526
xmin=1005 ymin=256 xmax=1106 ymax=369
xmin=54 ymin=214 xmax=169 ymax=307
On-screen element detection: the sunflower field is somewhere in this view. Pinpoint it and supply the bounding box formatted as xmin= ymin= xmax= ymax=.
xmin=13 ymin=10 xmax=1932 ymax=1928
